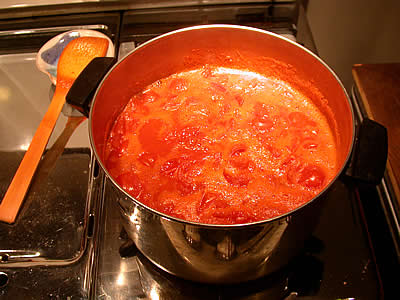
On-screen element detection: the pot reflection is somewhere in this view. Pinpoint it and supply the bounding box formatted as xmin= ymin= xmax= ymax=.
xmin=115 ymin=230 xmax=324 ymax=299
xmin=135 ymin=251 xmax=290 ymax=300
xmin=160 ymin=218 xmax=289 ymax=278
xmin=118 ymin=183 xmax=324 ymax=283
xmin=133 ymin=248 xmax=324 ymax=299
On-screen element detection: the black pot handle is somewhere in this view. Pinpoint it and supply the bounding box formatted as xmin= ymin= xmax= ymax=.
xmin=66 ymin=56 xmax=117 ymax=117
xmin=345 ymin=118 xmax=388 ymax=185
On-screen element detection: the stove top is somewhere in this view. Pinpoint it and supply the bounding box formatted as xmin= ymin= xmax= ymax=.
xmin=92 ymin=170 xmax=383 ymax=299
xmin=0 ymin=3 xmax=398 ymax=299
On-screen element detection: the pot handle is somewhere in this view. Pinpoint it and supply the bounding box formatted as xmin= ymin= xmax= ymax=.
xmin=345 ymin=118 xmax=388 ymax=185
xmin=66 ymin=56 xmax=117 ymax=117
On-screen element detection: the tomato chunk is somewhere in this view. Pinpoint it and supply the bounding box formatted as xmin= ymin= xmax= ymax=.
xmin=303 ymin=140 xmax=318 ymax=149
xmin=223 ymin=165 xmax=251 ymax=186
xmin=211 ymin=81 xmax=227 ymax=93
xmin=138 ymin=119 xmax=171 ymax=154
xmin=230 ymin=144 xmax=250 ymax=169
xmin=117 ymin=172 xmax=145 ymax=199
xmin=140 ymin=90 xmax=159 ymax=104
xmin=288 ymin=111 xmax=316 ymax=127
xmin=169 ymin=78 xmax=188 ymax=92
xmin=138 ymin=152 xmax=157 ymax=167
xmin=198 ymin=192 xmax=227 ymax=212
xmin=252 ymin=104 xmax=275 ymax=133
xmin=235 ymin=95 xmax=244 ymax=106
xmin=176 ymin=160 xmax=203 ymax=195
xmin=160 ymin=158 xmax=180 ymax=178
xmin=298 ymin=165 xmax=326 ymax=189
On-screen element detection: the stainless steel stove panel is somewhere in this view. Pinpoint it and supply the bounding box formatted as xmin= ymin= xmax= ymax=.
xmin=0 ymin=52 xmax=90 ymax=151
xmin=0 ymin=12 xmax=120 ymax=298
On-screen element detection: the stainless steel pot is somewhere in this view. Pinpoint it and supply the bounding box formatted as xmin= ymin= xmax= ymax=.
xmin=81 ymin=25 xmax=357 ymax=283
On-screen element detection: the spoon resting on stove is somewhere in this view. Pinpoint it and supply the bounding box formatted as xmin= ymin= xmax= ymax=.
xmin=27 ymin=30 xmax=113 ymax=206
xmin=0 ymin=35 xmax=110 ymax=224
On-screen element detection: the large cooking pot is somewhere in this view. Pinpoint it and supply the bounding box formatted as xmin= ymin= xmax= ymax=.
xmin=67 ymin=25 xmax=387 ymax=283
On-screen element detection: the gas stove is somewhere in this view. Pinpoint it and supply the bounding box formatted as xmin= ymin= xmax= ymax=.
xmin=0 ymin=2 xmax=398 ymax=299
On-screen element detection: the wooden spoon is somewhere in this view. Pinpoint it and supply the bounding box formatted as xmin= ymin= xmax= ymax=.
xmin=0 ymin=36 xmax=109 ymax=224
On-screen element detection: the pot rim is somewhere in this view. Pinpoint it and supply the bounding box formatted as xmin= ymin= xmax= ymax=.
xmin=88 ymin=24 xmax=356 ymax=229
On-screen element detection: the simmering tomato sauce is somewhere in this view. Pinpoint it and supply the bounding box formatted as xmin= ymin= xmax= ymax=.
xmin=105 ymin=66 xmax=337 ymax=225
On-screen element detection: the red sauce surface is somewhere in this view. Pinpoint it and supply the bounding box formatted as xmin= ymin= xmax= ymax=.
xmin=105 ymin=66 xmax=337 ymax=225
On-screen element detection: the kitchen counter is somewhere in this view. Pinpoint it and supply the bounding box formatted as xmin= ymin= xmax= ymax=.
xmin=352 ymin=63 xmax=400 ymax=204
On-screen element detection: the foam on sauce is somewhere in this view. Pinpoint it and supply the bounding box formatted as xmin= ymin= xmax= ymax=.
xmin=105 ymin=66 xmax=337 ymax=225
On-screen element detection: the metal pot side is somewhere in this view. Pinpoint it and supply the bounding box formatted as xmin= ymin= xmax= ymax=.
xmin=89 ymin=25 xmax=354 ymax=283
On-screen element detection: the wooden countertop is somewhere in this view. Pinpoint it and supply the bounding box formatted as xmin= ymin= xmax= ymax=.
xmin=352 ymin=63 xmax=400 ymax=203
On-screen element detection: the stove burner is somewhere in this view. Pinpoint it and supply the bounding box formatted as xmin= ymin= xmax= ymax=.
xmin=118 ymin=223 xmax=324 ymax=299
xmin=119 ymin=227 xmax=139 ymax=258
xmin=133 ymin=243 xmax=324 ymax=299
xmin=0 ymin=272 xmax=9 ymax=288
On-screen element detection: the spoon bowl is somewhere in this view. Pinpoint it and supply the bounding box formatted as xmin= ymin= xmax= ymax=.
xmin=36 ymin=29 xmax=114 ymax=85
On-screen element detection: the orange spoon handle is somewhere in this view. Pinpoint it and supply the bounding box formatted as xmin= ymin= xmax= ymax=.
xmin=0 ymin=87 xmax=67 ymax=224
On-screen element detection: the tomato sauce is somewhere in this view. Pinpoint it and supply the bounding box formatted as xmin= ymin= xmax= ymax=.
xmin=105 ymin=66 xmax=337 ymax=225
